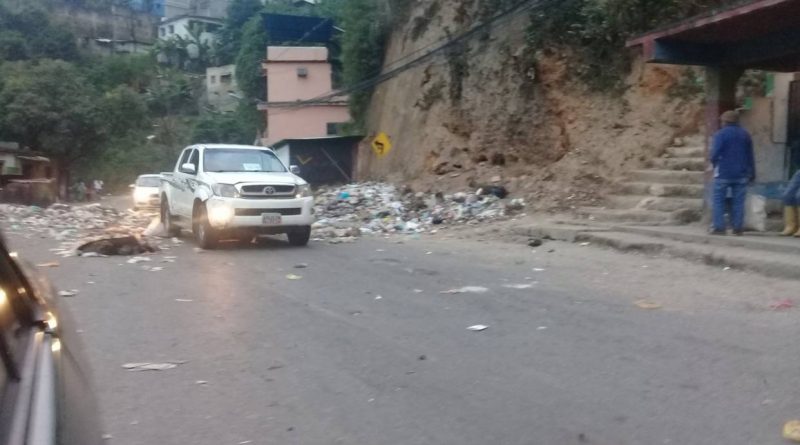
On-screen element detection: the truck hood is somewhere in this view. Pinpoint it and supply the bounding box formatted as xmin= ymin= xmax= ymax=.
xmin=203 ymin=172 xmax=303 ymax=185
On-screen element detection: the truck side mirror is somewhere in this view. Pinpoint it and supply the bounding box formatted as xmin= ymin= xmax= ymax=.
xmin=289 ymin=165 xmax=300 ymax=175
xmin=181 ymin=163 xmax=197 ymax=174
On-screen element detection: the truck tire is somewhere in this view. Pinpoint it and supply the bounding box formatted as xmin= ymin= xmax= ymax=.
xmin=161 ymin=199 xmax=180 ymax=237
xmin=193 ymin=205 xmax=218 ymax=249
xmin=287 ymin=226 xmax=311 ymax=246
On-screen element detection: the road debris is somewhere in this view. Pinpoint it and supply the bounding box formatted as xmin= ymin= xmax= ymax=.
xmin=195 ymin=380 xmax=208 ymax=385
xmin=528 ymin=238 xmax=543 ymax=247
xmin=784 ymin=420 xmax=800 ymax=442
xmin=467 ymin=325 xmax=489 ymax=331
xmin=126 ymin=256 xmax=151 ymax=264
xmin=537 ymin=326 xmax=548 ymax=331
xmin=770 ymin=299 xmax=794 ymax=311
xmin=122 ymin=361 xmax=185 ymax=371
xmin=374 ymin=295 xmax=383 ymax=300
xmin=532 ymin=268 xmax=546 ymax=272
xmin=440 ymin=286 xmax=489 ymax=294
xmin=175 ymin=299 xmax=193 ymax=302
xmin=36 ymin=261 xmax=60 ymax=268
xmin=634 ymin=300 xmax=663 ymax=310
xmin=294 ymin=263 xmax=309 ymax=269
xmin=503 ymin=284 xmax=534 ymax=289
xmin=57 ymin=289 xmax=79 ymax=297
xmin=311 ymin=182 xmax=525 ymax=242
xmin=286 ymin=274 xmax=303 ymax=280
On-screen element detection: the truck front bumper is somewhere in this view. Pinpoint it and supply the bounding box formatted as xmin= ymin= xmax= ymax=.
xmin=205 ymin=196 xmax=315 ymax=230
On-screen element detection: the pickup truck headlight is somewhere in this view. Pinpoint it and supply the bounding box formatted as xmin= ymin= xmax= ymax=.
xmin=212 ymin=183 xmax=239 ymax=198
xmin=296 ymin=184 xmax=312 ymax=198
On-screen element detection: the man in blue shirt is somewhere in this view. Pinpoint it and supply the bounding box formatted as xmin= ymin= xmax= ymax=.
xmin=709 ymin=110 xmax=755 ymax=235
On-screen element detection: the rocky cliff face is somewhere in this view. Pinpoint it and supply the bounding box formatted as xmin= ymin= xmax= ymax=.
xmin=357 ymin=0 xmax=704 ymax=211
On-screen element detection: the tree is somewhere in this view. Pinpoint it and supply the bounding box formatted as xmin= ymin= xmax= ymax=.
xmin=217 ymin=0 xmax=264 ymax=65
xmin=0 ymin=30 xmax=27 ymax=61
xmin=235 ymin=14 xmax=268 ymax=100
xmin=0 ymin=60 xmax=107 ymax=189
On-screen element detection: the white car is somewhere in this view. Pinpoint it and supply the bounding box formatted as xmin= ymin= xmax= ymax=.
xmin=132 ymin=174 xmax=162 ymax=209
xmin=159 ymin=144 xmax=314 ymax=249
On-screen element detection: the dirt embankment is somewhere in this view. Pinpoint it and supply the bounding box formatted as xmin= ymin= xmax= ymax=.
xmin=357 ymin=0 xmax=704 ymax=212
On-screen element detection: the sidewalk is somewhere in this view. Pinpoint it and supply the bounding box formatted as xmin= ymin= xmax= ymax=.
xmin=511 ymin=220 xmax=800 ymax=281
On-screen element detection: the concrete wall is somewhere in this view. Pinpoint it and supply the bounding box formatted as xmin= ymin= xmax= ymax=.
xmin=158 ymin=17 xmax=222 ymax=45
xmin=264 ymin=47 xmax=333 ymax=103
xmin=206 ymin=65 xmax=240 ymax=112
xmin=265 ymin=106 xmax=350 ymax=145
xmin=53 ymin=4 xmax=159 ymax=47
xmin=738 ymin=73 xmax=799 ymax=182
xmin=164 ymin=0 xmax=230 ymax=18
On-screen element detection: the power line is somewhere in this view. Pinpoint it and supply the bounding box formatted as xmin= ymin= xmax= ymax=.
xmin=268 ymin=0 xmax=556 ymax=111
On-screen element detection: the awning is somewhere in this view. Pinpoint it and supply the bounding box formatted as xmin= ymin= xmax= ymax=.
xmin=627 ymin=0 xmax=800 ymax=71
xmin=16 ymin=155 xmax=50 ymax=163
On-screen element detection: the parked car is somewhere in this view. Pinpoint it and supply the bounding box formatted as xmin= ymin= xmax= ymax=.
xmin=131 ymin=174 xmax=162 ymax=210
xmin=0 ymin=232 xmax=103 ymax=445
xmin=160 ymin=144 xmax=314 ymax=249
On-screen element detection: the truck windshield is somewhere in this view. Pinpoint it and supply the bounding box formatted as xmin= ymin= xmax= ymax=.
xmin=136 ymin=176 xmax=161 ymax=187
xmin=203 ymin=149 xmax=286 ymax=173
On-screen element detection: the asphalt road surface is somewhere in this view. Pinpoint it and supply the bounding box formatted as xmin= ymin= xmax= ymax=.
xmin=6 ymin=229 xmax=800 ymax=445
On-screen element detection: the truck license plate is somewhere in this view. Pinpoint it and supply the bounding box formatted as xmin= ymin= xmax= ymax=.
xmin=261 ymin=213 xmax=282 ymax=225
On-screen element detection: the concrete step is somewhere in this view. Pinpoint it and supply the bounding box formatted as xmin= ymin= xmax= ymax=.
xmin=627 ymin=169 xmax=705 ymax=185
xmin=577 ymin=207 xmax=701 ymax=225
xmin=666 ymin=146 xmax=705 ymax=158
xmin=613 ymin=225 xmax=800 ymax=256
xmin=575 ymin=230 xmax=800 ymax=281
xmin=605 ymin=195 xmax=704 ymax=212
xmin=647 ymin=157 xmax=706 ymax=171
xmin=614 ymin=182 xmax=705 ymax=199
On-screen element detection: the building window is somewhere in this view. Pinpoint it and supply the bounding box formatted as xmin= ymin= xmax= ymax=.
xmin=159 ymin=28 xmax=166 ymax=37
xmin=168 ymin=25 xmax=174 ymax=34
xmin=326 ymin=123 xmax=340 ymax=136
xmin=297 ymin=67 xmax=308 ymax=78
xmin=210 ymin=75 xmax=216 ymax=84
xmin=220 ymin=74 xmax=232 ymax=85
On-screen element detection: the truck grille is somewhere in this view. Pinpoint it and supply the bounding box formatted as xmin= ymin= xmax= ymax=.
xmin=239 ymin=184 xmax=296 ymax=199
xmin=234 ymin=208 xmax=302 ymax=216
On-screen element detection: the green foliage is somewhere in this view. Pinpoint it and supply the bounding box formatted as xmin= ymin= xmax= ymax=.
xmin=0 ymin=60 xmax=105 ymax=165
xmin=528 ymin=0 xmax=742 ymax=89
xmin=86 ymin=54 xmax=157 ymax=92
xmin=0 ymin=4 xmax=80 ymax=61
xmin=144 ymin=70 xmax=200 ymax=117
xmin=101 ymin=85 xmax=149 ymax=135
xmin=340 ymin=0 xmax=388 ymax=130
xmin=235 ymin=14 xmax=268 ymax=101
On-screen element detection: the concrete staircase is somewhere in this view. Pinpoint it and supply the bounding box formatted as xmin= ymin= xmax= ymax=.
xmin=578 ymin=142 xmax=706 ymax=225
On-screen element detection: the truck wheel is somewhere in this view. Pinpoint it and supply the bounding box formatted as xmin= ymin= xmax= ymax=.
xmin=287 ymin=226 xmax=311 ymax=246
xmin=161 ymin=199 xmax=181 ymax=237
xmin=193 ymin=205 xmax=218 ymax=249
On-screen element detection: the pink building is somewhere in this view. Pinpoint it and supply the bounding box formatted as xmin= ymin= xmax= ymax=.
xmin=258 ymin=46 xmax=350 ymax=146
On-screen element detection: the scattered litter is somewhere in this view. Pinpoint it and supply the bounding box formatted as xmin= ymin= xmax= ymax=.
xmin=641 ymin=265 xmax=649 ymax=269
xmin=149 ymin=266 xmax=164 ymax=272
xmin=528 ymin=238 xmax=543 ymax=247
xmin=579 ymin=242 xmax=591 ymax=246
xmin=80 ymin=252 xmax=104 ymax=258
xmin=175 ymin=299 xmax=193 ymax=302
xmin=87 ymin=281 xmax=95 ymax=285
xmin=374 ymin=295 xmax=383 ymax=300
xmin=127 ymin=256 xmax=151 ymax=264
xmin=537 ymin=326 xmax=548 ymax=331
xmin=784 ymin=420 xmax=800 ymax=442
xmin=770 ymin=299 xmax=794 ymax=311
xmin=102 ymin=434 xmax=113 ymax=440
xmin=238 ymin=441 xmax=253 ymax=444
xmin=413 ymin=289 xmax=423 ymax=293
xmin=171 ymin=237 xmax=182 ymax=244
xmin=723 ymin=266 xmax=731 ymax=271
xmin=467 ymin=325 xmax=489 ymax=331
xmin=440 ymin=286 xmax=489 ymax=294
xmin=532 ymin=268 xmax=546 ymax=272
xmin=122 ymin=361 xmax=185 ymax=371
xmin=36 ymin=261 xmax=60 ymax=268
xmin=375 ymin=249 xmax=385 ymax=252
xmin=634 ymin=300 xmax=662 ymax=310
xmin=418 ymin=355 xmax=426 ymax=361
xmin=193 ymin=247 xmax=204 ymax=253
xmin=286 ymin=274 xmax=303 ymax=280
xmin=57 ymin=290 xmax=79 ymax=297
xmin=294 ymin=263 xmax=308 ymax=269
xmin=425 ymin=251 xmax=433 ymax=255
xmin=503 ymin=284 xmax=534 ymax=289
xmin=195 ymin=380 xmax=208 ymax=385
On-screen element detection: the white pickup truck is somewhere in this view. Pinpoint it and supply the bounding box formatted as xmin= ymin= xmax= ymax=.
xmin=160 ymin=144 xmax=315 ymax=249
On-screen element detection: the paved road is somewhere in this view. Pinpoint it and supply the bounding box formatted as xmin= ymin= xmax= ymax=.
xmin=6 ymin=230 xmax=800 ymax=445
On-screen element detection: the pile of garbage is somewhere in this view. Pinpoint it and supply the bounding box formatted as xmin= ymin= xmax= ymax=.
xmin=0 ymin=203 xmax=160 ymax=256
xmin=312 ymin=182 xmax=525 ymax=241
